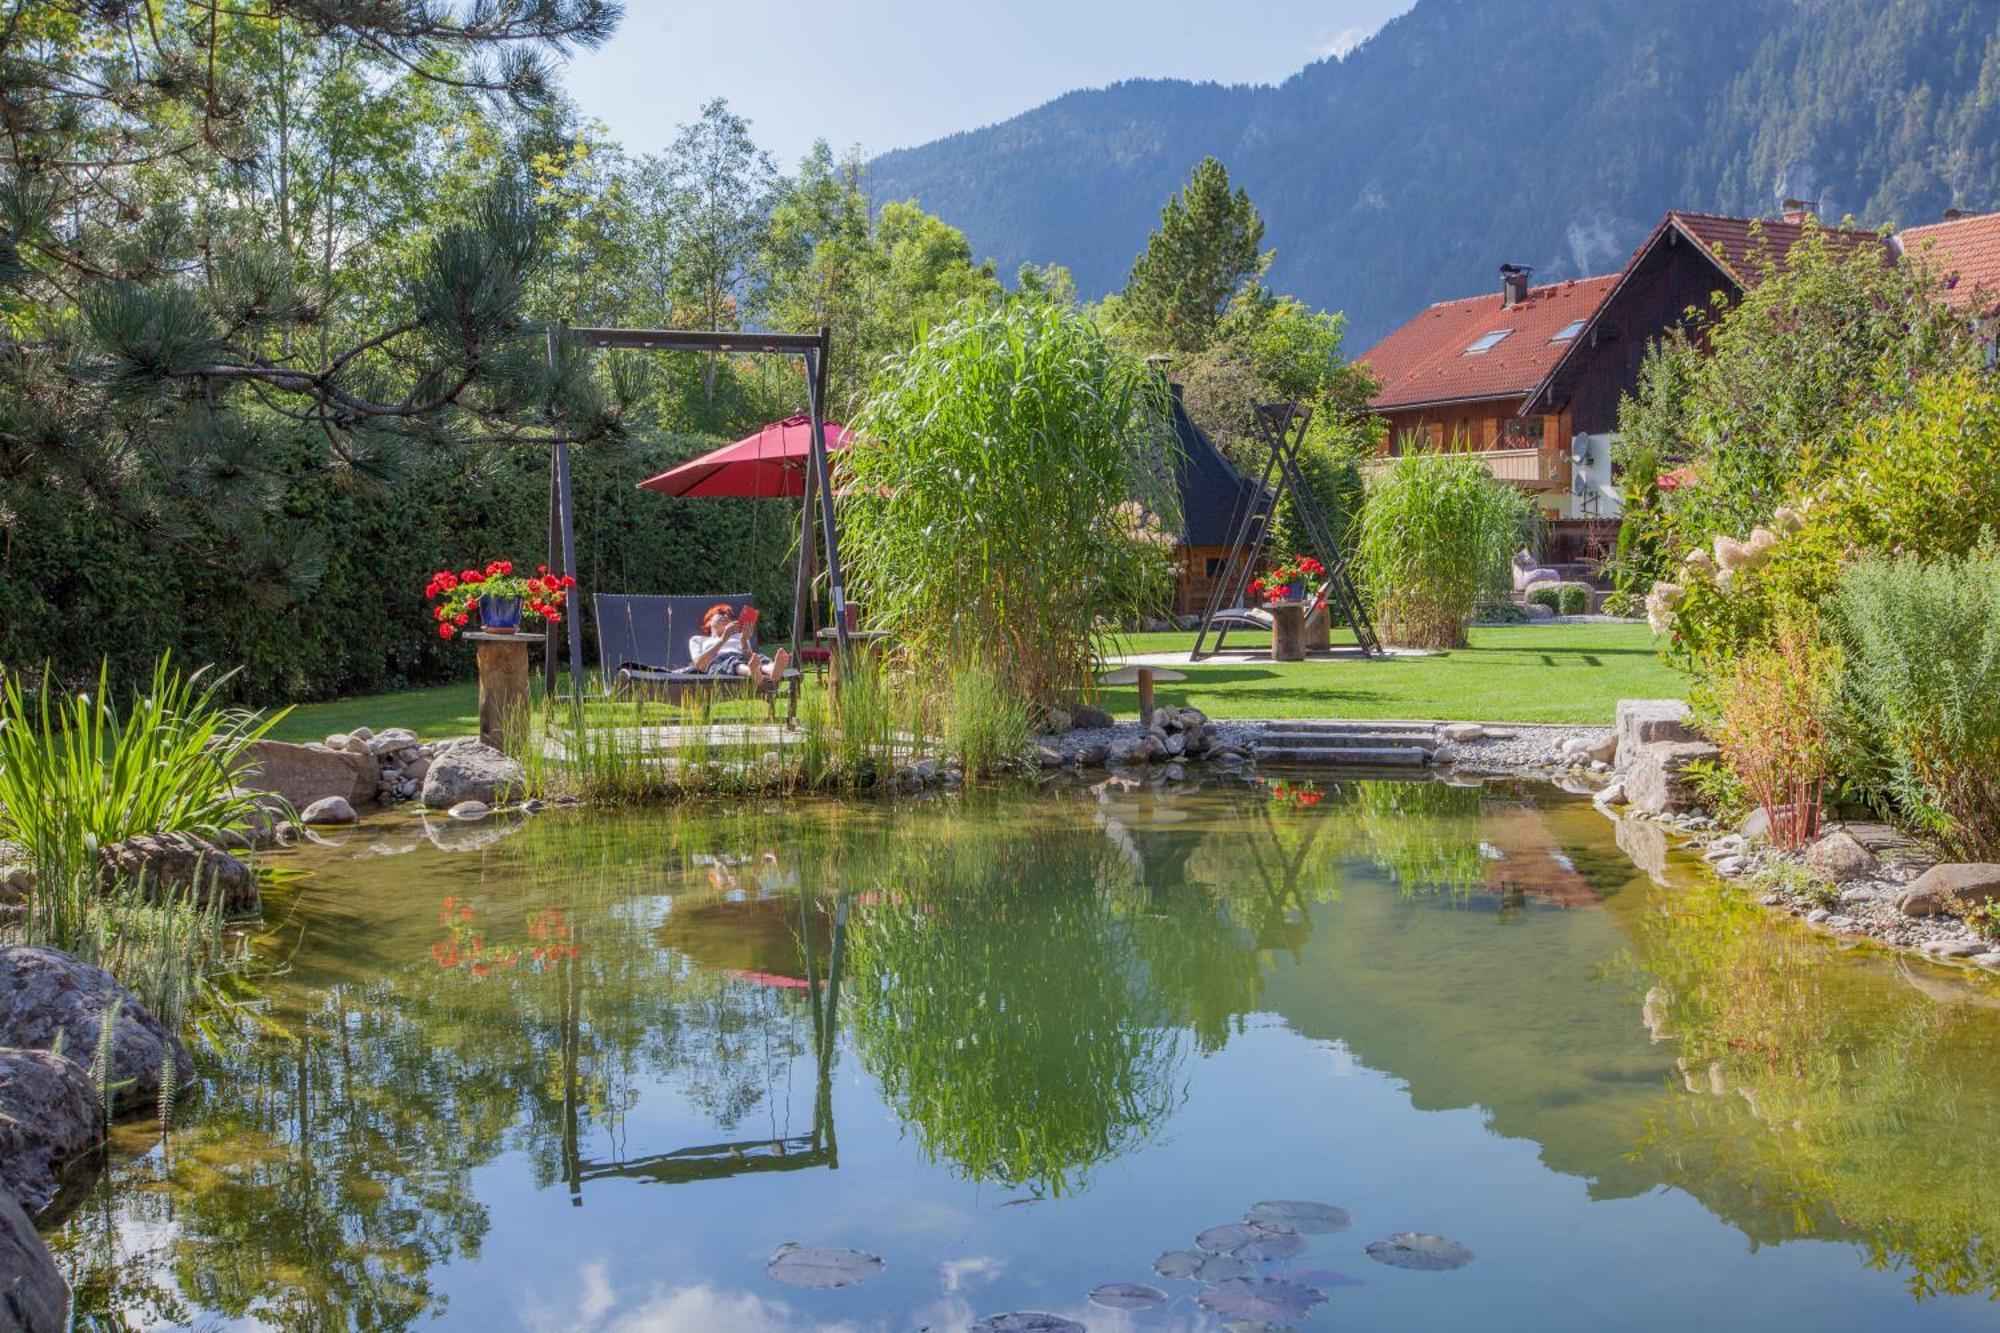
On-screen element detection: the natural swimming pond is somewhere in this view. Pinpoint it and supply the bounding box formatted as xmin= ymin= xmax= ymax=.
xmin=47 ymin=776 xmax=2000 ymax=1330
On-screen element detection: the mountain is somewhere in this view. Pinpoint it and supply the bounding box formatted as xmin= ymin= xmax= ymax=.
xmin=867 ymin=0 xmax=2000 ymax=345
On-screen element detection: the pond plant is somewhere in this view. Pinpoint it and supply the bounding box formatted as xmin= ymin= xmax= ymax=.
xmin=840 ymin=297 xmax=1182 ymax=714
xmin=1355 ymin=452 xmax=1535 ymax=649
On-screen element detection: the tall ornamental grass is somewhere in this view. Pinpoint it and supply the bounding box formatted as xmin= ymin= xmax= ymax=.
xmin=1703 ymin=612 xmax=1838 ymax=851
xmin=1835 ymin=551 xmax=2000 ymax=859
xmin=1356 ymin=453 xmax=1535 ymax=649
xmin=0 ymin=656 xmax=283 ymax=884
xmin=841 ymin=298 xmax=1181 ymax=711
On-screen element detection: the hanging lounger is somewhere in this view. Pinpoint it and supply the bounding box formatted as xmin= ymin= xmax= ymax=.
xmin=593 ymin=593 xmax=800 ymax=721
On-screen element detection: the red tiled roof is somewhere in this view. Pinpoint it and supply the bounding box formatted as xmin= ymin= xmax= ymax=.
xmin=1666 ymin=210 xmax=1884 ymax=287
xmin=1360 ymin=275 xmax=1619 ymax=412
xmin=1896 ymin=211 xmax=2000 ymax=316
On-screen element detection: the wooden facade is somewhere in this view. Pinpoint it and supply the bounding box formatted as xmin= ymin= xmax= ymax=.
xmin=1371 ymin=397 xmax=1575 ymax=515
xmin=1528 ymin=230 xmax=1740 ymax=432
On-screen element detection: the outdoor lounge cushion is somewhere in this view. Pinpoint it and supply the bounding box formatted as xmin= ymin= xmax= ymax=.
xmin=593 ymin=592 xmax=800 ymax=686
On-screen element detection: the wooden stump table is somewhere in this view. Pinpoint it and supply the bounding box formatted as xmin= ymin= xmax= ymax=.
xmin=1269 ymin=603 xmax=1308 ymax=662
xmin=466 ymin=631 xmax=543 ymax=752
xmin=1303 ymin=600 xmax=1331 ymax=651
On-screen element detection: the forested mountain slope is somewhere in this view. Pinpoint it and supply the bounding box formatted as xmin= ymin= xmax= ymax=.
xmin=868 ymin=0 xmax=2000 ymax=340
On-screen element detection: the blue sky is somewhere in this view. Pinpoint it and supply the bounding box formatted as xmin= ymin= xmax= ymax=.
xmin=561 ymin=0 xmax=1414 ymax=167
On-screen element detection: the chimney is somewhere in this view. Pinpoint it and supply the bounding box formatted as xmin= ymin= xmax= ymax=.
xmin=1944 ymin=206 xmax=1966 ymax=222
xmin=1781 ymin=197 xmax=1818 ymax=225
xmin=1499 ymin=263 xmax=1533 ymax=307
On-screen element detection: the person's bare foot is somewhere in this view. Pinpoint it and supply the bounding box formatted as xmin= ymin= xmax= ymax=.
xmin=770 ymin=649 xmax=792 ymax=679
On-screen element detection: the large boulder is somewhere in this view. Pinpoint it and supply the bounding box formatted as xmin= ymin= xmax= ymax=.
xmin=1802 ymin=827 xmax=1881 ymax=884
xmin=1895 ymin=863 xmax=2000 ymax=918
xmin=420 ymin=742 xmax=525 ymax=810
xmin=97 ymin=832 xmax=257 ymax=914
xmin=0 ymin=1048 xmax=100 ymax=1214
xmin=0 ymin=947 xmax=192 ymax=1114
xmin=0 ymin=1184 xmax=67 ymax=1330
xmin=1623 ymin=740 xmax=1720 ymax=816
xmin=1614 ymin=699 xmax=1699 ymax=771
xmin=235 ymin=739 xmax=376 ymax=809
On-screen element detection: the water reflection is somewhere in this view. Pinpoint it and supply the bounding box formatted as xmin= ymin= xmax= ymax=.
xmin=43 ymin=778 xmax=2000 ymax=1329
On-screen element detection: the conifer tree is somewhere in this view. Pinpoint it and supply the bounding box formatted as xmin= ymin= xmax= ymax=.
xmin=1121 ymin=157 xmax=1270 ymax=354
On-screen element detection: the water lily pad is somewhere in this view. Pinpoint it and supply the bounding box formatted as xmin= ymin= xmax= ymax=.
xmin=764 ymin=1243 xmax=884 ymax=1288
xmin=971 ymin=1315 xmax=1085 ymax=1333
xmin=1195 ymin=1254 xmax=1254 ymax=1282
xmin=1154 ymin=1249 xmax=1206 ymax=1279
xmin=1287 ymin=1266 xmax=1364 ymax=1288
xmin=1196 ymin=1222 xmax=1265 ymax=1253
xmin=1234 ymin=1229 xmax=1307 ymax=1261
xmin=1221 ymin=1323 xmax=1296 ymax=1333
xmin=1088 ymin=1282 xmax=1167 ymax=1310
xmin=1364 ymin=1233 xmax=1474 ymax=1271
xmin=1196 ymin=1277 xmax=1328 ymax=1321
xmin=1246 ymin=1200 xmax=1352 ymax=1234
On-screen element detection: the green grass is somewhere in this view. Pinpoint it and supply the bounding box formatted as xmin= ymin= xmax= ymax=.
xmin=270 ymin=622 xmax=1684 ymax=739
xmin=1093 ymin=621 xmax=1684 ymax=725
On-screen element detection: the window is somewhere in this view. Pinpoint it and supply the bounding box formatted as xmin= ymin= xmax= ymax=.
xmin=1503 ymin=416 xmax=1545 ymax=448
xmin=1550 ymin=318 xmax=1586 ymax=343
xmin=1462 ymin=329 xmax=1512 ymax=355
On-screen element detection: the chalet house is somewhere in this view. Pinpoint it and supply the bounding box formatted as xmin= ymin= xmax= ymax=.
xmin=1359 ymin=268 xmax=1618 ymax=524
xmin=1893 ymin=208 xmax=2000 ymax=357
xmin=1359 ymin=207 xmax=1884 ymax=560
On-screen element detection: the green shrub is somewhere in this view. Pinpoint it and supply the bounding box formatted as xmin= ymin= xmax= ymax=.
xmin=1356 ymin=454 xmax=1535 ymax=649
xmin=1601 ymin=589 xmax=1645 ymax=619
xmin=1525 ymin=581 xmax=1591 ymax=616
xmin=1835 ymin=551 xmax=2000 ymax=858
xmin=842 ymin=298 xmax=1181 ymax=710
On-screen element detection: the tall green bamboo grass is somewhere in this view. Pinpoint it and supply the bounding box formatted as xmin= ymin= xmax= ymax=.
xmin=841 ymin=297 xmax=1181 ymax=712
xmin=1356 ymin=452 xmax=1536 ymax=649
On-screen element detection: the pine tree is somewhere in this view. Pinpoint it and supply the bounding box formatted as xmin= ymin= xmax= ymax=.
xmin=1120 ymin=157 xmax=1270 ymax=354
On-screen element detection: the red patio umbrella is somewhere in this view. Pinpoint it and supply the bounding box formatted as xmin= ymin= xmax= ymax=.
xmin=636 ymin=415 xmax=851 ymax=499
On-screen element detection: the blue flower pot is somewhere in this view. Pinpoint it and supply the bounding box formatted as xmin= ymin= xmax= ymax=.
xmin=1268 ymin=581 xmax=1304 ymax=605
xmin=478 ymin=594 xmax=522 ymax=633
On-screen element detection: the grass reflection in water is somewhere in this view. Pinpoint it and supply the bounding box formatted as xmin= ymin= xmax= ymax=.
xmin=39 ymin=778 xmax=2000 ymax=1329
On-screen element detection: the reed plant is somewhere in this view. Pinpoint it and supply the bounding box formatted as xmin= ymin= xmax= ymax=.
xmin=1356 ymin=452 xmax=1536 ymax=649
xmin=1702 ymin=611 xmax=1838 ymax=851
xmin=841 ymin=297 xmax=1181 ymax=713
xmin=0 ymin=656 xmax=283 ymax=885
xmin=511 ymin=651 xmax=984 ymax=803
xmin=21 ymin=865 xmax=248 ymax=1033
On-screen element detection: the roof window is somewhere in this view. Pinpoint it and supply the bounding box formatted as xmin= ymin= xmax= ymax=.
xmin=1550 ymin=318 xmax=1586 ymax=342
xmin=1462 ymin=329 xmax=1513 ymax=355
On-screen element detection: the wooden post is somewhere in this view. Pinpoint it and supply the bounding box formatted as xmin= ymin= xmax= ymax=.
xmin=472 ymin=633 xmax=537 ymax=752
xmin=1270 ymin=604 xmax=1307 ymax=662
xmin=1137 ymin=667 xmax=1155 ymax=724
xmin=1304 ymin=599 xmax=1331 ymax=651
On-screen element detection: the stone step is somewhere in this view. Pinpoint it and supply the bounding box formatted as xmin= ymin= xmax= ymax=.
xmin=1256 ymin=719 xmax=1437 ymax=736
xmin=1259 ymin=729 xmax=1439 ymax=751
xmin=1253 ymin=744 xmax=1432 ymax=767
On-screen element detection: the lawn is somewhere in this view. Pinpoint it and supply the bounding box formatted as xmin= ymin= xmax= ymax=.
xmin=1095 ymin=621 xmax=1684 ymax=724
xmin=270 ymin=622 xmax=1683 ymax=740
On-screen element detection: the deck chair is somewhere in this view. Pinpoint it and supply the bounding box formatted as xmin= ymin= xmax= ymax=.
xmin=594 ymin=593 xmax=801 ymax=721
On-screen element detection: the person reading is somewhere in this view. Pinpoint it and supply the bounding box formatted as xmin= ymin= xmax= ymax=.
xmin=688 ymin=604 xmax=791 ymax=688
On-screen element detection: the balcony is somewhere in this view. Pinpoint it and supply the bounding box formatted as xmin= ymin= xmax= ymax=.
xmin=1364 ymin=446 xmax=1569 ymax=491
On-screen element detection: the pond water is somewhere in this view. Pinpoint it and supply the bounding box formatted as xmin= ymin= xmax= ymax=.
xmin=47 ymin=776 xmax=2000 ymax=1330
